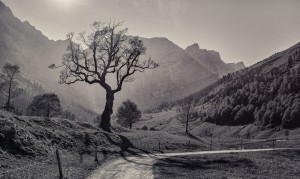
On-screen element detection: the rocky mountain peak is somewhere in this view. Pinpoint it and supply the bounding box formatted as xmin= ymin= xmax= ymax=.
xmin=185 ymin=43 xmax=244 ymax=77
xmin=186 ymin=43 xmax=221 ymax=59
xmin=185 ymin=43 xmax=200 ymax=55
xmin=186 ymin=43 xmax=200 ymax=50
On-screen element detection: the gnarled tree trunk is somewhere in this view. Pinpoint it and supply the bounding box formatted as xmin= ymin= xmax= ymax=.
xmin=100 ymin=91 xmax=114 ymax=132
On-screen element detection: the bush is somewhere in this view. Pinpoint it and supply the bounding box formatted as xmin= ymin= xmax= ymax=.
xmin=141 ymin=126 xmax=148 ymax=130
xmin=150 ymin=127 xmax=156 ymax=131
xmin=61 ymin=110 xmax=75 ymax=120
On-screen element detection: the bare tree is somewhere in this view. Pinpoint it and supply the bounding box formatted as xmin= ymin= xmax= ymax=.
xmin=0 ymin=63 xmax=22 ymax=111
xmin=50 ymin=21 xmax=158 ymax=132
xmin=176 ymin=97 xmax=197 ymax=133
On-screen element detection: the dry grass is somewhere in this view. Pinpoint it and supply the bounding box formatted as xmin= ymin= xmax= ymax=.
xmin=153 ymin=150 xmax=300 ymax=178
xmin=0 ymin=111 xmax=140 ymax=179
xmin=121 ymin=130 xmax=209 ymax=153
xmin=0 ymin=149 xmax=123 ymax=179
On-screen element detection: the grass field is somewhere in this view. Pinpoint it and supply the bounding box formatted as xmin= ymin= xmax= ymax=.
xmin=153 ymin=149 xmax=300 ymax=179
xmin=0 ymin=151 xmax=102 ymax=179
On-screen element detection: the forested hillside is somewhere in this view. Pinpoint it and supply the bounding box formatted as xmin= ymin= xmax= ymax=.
xmin=155 ymin=42 xmax=300 ymax=129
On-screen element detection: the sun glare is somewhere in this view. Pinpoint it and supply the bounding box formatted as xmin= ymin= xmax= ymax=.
xmin=50 ymin=0 xmax=77 ymax=9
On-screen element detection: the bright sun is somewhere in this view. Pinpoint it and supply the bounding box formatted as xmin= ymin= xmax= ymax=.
xmin=50 ymin=0 xmax=76 ymax=9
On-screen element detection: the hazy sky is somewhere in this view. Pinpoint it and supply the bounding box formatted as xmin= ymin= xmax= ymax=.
xmin=2 ymin=0 xmax=300 ymax=66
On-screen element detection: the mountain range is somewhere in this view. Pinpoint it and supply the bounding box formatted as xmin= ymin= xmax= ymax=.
xmin=0 ymin=1 xmax=245 ymax=120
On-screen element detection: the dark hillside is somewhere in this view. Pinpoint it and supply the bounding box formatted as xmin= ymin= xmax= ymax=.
xmin=0 ymin=110 xmax=124 ymax=156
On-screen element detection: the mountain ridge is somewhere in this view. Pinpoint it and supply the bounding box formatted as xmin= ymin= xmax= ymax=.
xmin=185 ymin=43 xmax=245 ymax=77
xmin=0 ymin=1 xmax=245 ymax=115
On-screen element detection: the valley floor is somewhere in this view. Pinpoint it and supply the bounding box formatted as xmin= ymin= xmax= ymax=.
xmin=1 ymin=110 xmax=300 ymax=178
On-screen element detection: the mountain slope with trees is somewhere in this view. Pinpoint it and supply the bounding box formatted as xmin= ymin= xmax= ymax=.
xmin=153 ymin=42 xmax=300 ymax=130
xmin=192 ymin=42 xmax=300 ymax=129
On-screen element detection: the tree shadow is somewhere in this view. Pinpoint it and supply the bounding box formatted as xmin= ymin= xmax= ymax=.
xmin=103 ymin=133 xmax=151 ymax=155
xmin=186 ymin=132 xmax=210 ymax=145
xmin=101 ymin=133 xmax=160 ymax=166
xmin=153 ymin=155 xmax=256 ymax=178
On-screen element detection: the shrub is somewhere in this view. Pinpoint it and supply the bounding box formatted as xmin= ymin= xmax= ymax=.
xmin=141 ymin=126 xmax=148 ymax=130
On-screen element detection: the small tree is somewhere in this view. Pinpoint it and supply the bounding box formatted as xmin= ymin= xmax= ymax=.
xmin=116 ymin=100 xmax=141 ymax=129
xmin=288 ymin=56 xmax=293 ymax=68
xmin=285 ymin=130 xmax=290 ymax=140
xmin=176 ymin=97 xmax=197 ymax=133
xmin=84 ymin=132 xmax=92 ymax=149
xmin=27 ymin=93 xmax=62 ymax=117
xmin=0 ymin=63 xmax=22 ymax=111
xmin=61 ymin=110 xmax=75 ymax=120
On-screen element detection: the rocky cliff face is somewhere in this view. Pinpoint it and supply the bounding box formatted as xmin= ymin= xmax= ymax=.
xmin=185 ymin=43 xmax=245 ymax=77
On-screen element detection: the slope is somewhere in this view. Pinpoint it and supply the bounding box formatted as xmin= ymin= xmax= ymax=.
xmin=192 ymin=42 xmax=300 ymax=129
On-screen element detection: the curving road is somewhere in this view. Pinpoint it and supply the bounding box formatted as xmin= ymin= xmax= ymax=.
xmin=87 ymin=148 xmax=298 ymax=179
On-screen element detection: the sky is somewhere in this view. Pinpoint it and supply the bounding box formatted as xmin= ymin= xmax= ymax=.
xmin=2 ymin=0 xmax=300 ymax=66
